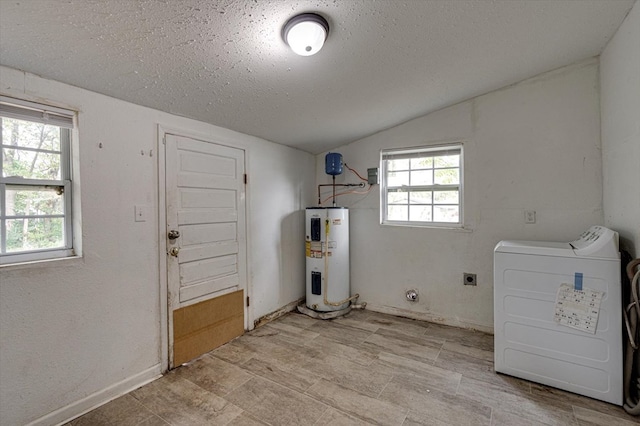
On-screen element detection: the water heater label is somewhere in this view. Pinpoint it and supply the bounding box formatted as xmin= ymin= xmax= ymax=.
xmin=309 ymin=241 xmax=323 ymax=258
xmin=332 ymin=218 xmax=342 ymax=225
xmin=307 ymin=241 xmax=334 ymax=258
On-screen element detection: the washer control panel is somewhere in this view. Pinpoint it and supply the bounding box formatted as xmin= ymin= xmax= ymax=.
xmin=570 ymin=226 xmax=619 ymax=259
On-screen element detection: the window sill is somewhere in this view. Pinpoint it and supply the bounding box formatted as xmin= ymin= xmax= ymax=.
xmin=381 ymin=222 xmax=473 ymax=232
xmin=0 ymin=254 xmax=83 ymax=272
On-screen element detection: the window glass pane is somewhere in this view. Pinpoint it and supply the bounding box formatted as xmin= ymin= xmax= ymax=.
xmin=409 ymin=205 xmax=432 ymax=222
xmin=5 ymin=187 xmax=64 ymax=216
xmin=387 ymin=171 xmax=409 ymax=187
xmin=387 ymin=191 xmax=408 ymax=204
xmin=387 ymin=159 xmax=409 ymax=171
xmin=382 ymin=144 xmax=462 ymax=226
xmin=434 ymin=168 xmax=459 ymax=185
xmin=409 ymin=191 xmax=432 ymax=204
xmin=410 ymin=170 xmax=433 ymax=186
xmin=2 ymin=147 xmax=62 ymax=180
xmin=5 ymin=217 xmax=65 ymax=252
xmin=1 ymin=117 xmax=61 ymax=151
xmin=387 ymin=205 xmax=408 ymax=221
xmin=433 ymin=190 xmax=459 ymax=204
xmin=0 ymin=102 xmax=75 ymax=261
xmin=434 ymin=154 xmax=459 ymax=168
xmin=410 ymin=157 xmax=433 ymax=169
xmin=434 ymin=206 xmax=459 ymax=222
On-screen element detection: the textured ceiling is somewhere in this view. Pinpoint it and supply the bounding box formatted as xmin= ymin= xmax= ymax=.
xmin=0 ymin=0 xmax=635 ymax=153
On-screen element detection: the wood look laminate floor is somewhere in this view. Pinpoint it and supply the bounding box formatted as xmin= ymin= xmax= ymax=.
xmin=67 ymin=310 xmax=639 ymax=425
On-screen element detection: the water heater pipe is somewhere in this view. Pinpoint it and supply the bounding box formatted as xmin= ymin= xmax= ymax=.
xmin=323 ymin=218 xmax=359 ymax=307
xmin=332 ymin=175 xmax=336 ymax=207
xmin=317 ymin=183 xmax=365 ymax=205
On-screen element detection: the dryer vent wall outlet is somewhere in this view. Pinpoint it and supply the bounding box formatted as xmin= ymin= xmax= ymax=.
xmin=464 ymin=273 xmax=477 ymax=286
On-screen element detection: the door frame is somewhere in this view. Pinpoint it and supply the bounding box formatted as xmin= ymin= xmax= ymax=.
xmin=157 ymin=125 xmax=253 ymax=373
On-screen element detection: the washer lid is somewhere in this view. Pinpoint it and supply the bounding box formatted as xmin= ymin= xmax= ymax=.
xmin=494 ymin=240 xmax=576 ymax=257
xmin=495 ymin=226 xmax=620 ymax=259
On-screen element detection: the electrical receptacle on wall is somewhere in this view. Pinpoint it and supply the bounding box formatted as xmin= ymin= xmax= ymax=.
xmin=463 ymin=273 xmax=477 ymax=286
xmin=525 ymin=210 xmax=536 ymax=224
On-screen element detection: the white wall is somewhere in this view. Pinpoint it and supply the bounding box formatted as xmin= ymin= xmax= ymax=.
xmin=316 ymin=59 xmax=603 ymax=331
xmin=0 ymin=66 xmax=315 ymax=426
xmin=601 ymin=1 xmax=640 ymax=258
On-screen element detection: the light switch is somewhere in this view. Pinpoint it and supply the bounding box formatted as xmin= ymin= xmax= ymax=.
xmin=135 ymin=205 xmax=148 ymax=222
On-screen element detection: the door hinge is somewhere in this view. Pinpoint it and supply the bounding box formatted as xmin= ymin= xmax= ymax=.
xmin=246 ymin=296 xmax=250 ymax=307
xmin=243 ymin=174 xmax=248 ymax=184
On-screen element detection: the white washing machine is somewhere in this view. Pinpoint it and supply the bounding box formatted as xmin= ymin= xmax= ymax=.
xmin=494 ymin=226 xmax=622 ymax=405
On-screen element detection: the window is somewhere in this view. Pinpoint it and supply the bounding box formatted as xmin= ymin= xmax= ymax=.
xmin=381 ymin=144 xmax=463 ymax=227
xmin=0 ymin=97 xmax=76 ymax=265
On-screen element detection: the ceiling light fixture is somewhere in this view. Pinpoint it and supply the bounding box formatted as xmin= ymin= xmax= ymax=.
xmin=282 ymin=13 xmax=329 ymax=56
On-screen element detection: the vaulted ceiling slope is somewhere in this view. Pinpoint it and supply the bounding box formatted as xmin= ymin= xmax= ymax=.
xmin=0 ymin=0 xmax=635 ymax=154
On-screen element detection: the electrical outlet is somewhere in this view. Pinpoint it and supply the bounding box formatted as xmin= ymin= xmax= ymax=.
xmin=464 ymin=273 xmax=477 ymax=286
xmin=525 ymin=210 xmax=536 ymax=224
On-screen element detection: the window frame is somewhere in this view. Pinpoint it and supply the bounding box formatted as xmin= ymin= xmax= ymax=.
xmin=0 ymin=96 xmax=76 ymax=265
xmin=380 ymin=143 xmax=464 ymax=228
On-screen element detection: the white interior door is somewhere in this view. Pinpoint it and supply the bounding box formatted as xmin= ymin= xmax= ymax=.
xmin=165 ymin=133 xmax=247 ymax=367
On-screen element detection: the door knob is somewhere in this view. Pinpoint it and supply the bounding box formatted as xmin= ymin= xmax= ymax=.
xmin=169 ymin=247 xmax=180 ymax=257
xmin=168 ymin=230 xmax=180 ymax=240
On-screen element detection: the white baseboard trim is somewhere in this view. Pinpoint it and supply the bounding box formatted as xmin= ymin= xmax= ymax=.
xmin=253 ymin=297 xmax=304 ymax=329
xmin=364 ymin=303 xmax=494 ymax=335
xmin=25 ymin=364 xmax=162 ymax=426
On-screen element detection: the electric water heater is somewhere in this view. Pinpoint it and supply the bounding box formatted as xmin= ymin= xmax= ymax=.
xmin=305 ymin=207 xmax=350 ymax=312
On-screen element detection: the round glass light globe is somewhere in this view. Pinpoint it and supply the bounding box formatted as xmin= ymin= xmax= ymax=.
xmin=286 ymin=20 xmax=327 ymax=56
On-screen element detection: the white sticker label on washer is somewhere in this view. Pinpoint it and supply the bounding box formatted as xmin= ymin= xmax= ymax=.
xmin=554 ymin=283 xmax=603 ymax=334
